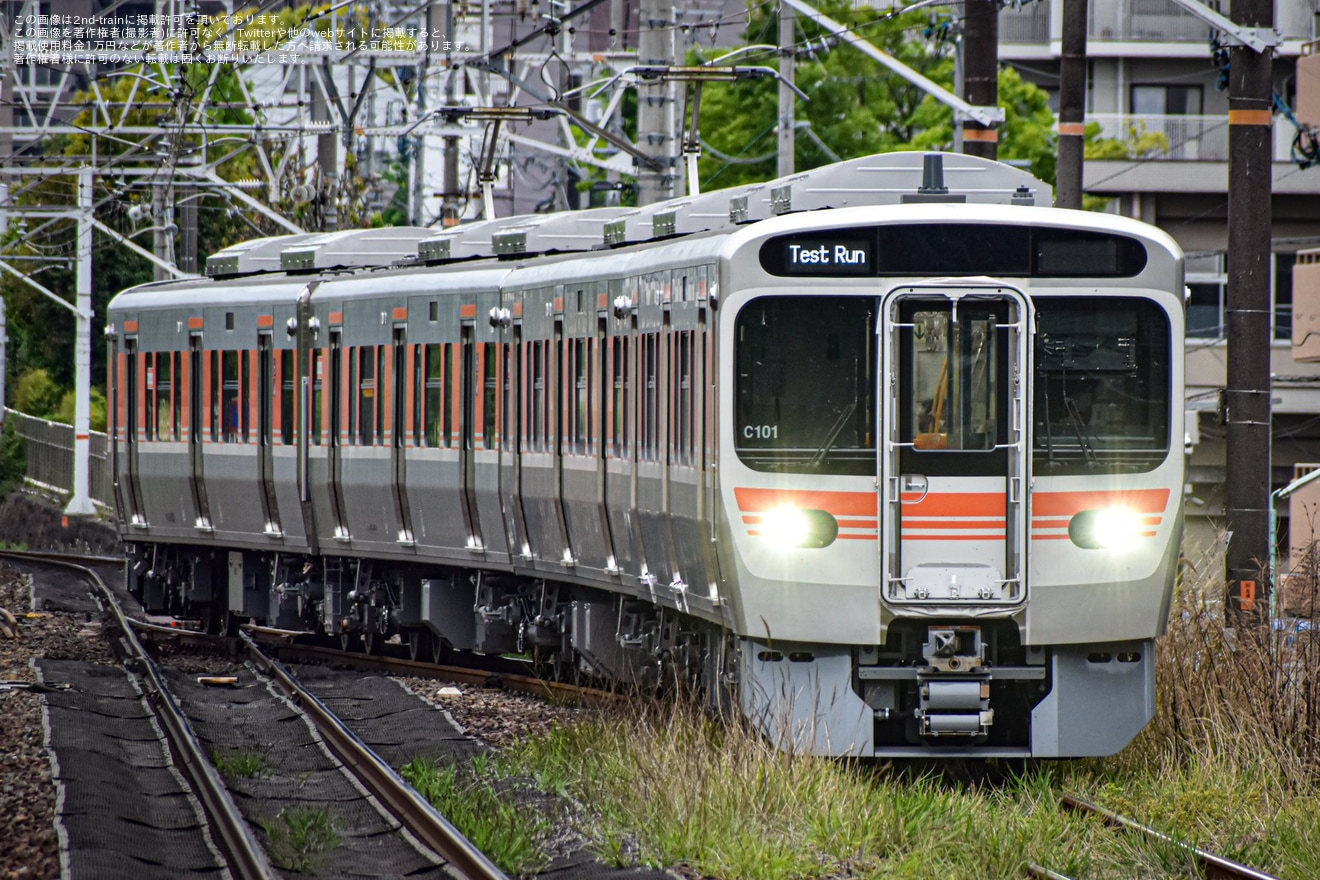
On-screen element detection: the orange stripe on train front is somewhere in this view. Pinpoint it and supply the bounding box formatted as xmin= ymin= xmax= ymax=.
xmin=901 ymin=492 xmax=1006 ymax=517
xmin=902 ymin=519 xmax=1007 ymax=529
xmin=1032 ymin=488 xmax=1170 ymax=517
xmin=735 ymin=487 xmax=876 ymax=517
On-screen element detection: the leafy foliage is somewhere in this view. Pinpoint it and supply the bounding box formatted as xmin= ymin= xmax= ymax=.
xmin=690 ymin=1 xmax=1065 ymax=193
xmin=694 ymin=0 xmax=961 ymax=190
xmin=13 ymin=369 xmax=64 ymax=417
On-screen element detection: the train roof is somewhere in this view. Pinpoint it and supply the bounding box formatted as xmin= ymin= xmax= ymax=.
xmin=719 ymin=201 xmax=1183 ymax=257
xmin=111 ymin=152 xmax=1186 ymax=318
xmin=109 ymin=270 xmax=311 ymax=314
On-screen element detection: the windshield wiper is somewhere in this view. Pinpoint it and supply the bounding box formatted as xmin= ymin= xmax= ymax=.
xmin=1063 ymin=395 xmax=1099 ymax=467
xmin=808 ymin=401 xmax=858 ymax=469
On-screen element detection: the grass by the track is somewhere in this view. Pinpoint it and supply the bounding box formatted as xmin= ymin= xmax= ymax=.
xmin=435 ymin=545 xmax=1320 ymax=879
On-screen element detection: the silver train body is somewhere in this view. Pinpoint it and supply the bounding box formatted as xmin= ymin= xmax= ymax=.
xmin=107 ymin=153 xmax=1185 ymax=757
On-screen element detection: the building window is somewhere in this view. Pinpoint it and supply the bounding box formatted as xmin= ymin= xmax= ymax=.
xmin=1187 ymin=283 xmax=1224 ymax=339
xmin=1184 ymin=253 xmax=1295 ymax=341
xmin=1131 ymin=85 xmax=1203 ymax=116
xmin=1276 ymin=252 xmax=1296 ymax=341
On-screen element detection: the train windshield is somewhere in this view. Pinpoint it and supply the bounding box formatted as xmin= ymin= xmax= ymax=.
xmin=1033 ymin=297 xmax=1170 ymax=473
xmin=735 ymin=296 xmax=877 ymax=474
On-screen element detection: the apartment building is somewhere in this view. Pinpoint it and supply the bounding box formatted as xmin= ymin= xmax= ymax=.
xmin=1003 ymin=0 xmax=1320 ymax=556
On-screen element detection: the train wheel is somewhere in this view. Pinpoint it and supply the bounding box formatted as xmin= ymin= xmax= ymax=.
xmin=339 ymin=632 xmax=361 ymax=652
xmin=221 ymin=611 xmax=242 ymax=638
xmin=431 ymin=636 xmax=450 ymax=666
xmin=408 ymin=630 xmax=432 ymax=662
xmin=362 ymin=626 xmax=383 ymax=656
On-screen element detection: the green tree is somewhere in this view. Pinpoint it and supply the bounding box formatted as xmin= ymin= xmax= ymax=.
xmin=695 ymin=0 xmax=960 ymax=190
xmin=0 ymin=3 xmax=408 ymax=409
xmin=13 ymin=368 xmax=64 ymax=416
xmin=906 ymin=65 xmax=1058 ymax=185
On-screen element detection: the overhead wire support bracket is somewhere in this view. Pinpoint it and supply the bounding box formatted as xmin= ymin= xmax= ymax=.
xmin=633 ymin=65 xmax=810 ymax=100
xmin=781 ymin=0 xmax=1004 ymax=127
xmin=1164 ymin=0 xmax=1279 ymax=53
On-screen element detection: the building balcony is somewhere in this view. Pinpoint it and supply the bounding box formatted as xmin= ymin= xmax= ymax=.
xmin=1001 ymin=0 xmax=1314 ymax=55
xmin=1086 ymin=113 xmax=1299 ymax=162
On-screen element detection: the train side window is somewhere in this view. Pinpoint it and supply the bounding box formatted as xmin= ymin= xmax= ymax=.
xmin=610 ymin=336 xmax=629 ymax=459
xmin=145 ymin=352 xmax=156 ymax=441
xmin=445 ymin=343 xmax=457 ymax=447
xmin=676 ymin=331 xmax=693 ymax=465
xmin=280 ymin=346 xmax=295 ymax=445
xmin=329 ymin=333 xmax=342 ymax=448
xmin=502 ymin=341 xmax=517 ymax=453
xmin=156 ymin=352 xmax=175 ymax=442
xmin=310 ymin=348 xmax=322 ymax=446
xmin=258 ymin=336 xmax=273 ymax=446
xmin=531 ymin=340 xmax=546 ymax=452
xmin=461 ymin=331 xmax=474 ymax=452
xmin=190 ymin=337 xmax=202 ymax=444
xmin=358 ymin=346 xmax=376 ymax=446
xmin=348 ymin=346 xmax=359 ymax=444
xmin=483 ymin=341 xmax=498 ymax=450
xmin=144 ymin=353 xmax=156 ymax=442
xmin=412 ymin=344 xmax=423 ymax=447
xmin=376 ymin=344 xmax=387 ymax=446
xmin=641 ymin=333 xmax=660 ymax=461
xmin=126 ymin=340 xmax=139 ymax=444
xmin=242 ymin=350 xmax=252 ymax=443
xmin=221 ymin=350 xmax=242 ymax=443
xmin=393 ymin=330 xmax=407 ymax=449
xmin=423 ymin=344 xmax=442 ymax=447
xmin=211 ymin=350 xmax=220 ymax=442
xmin=567 ymin=338 xmax=589 ymax=455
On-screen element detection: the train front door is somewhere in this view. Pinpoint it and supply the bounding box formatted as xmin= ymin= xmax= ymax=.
xmin=880 ymin=286 xmax=1032 ymax=610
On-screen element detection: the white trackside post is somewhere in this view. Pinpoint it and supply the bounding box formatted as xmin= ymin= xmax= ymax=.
xmin=65 ymin=166 xmax=96 ymax=517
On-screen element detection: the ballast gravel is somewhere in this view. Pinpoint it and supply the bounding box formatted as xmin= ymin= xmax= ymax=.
xmin=0 ymin=564 xmax=115 ymax=880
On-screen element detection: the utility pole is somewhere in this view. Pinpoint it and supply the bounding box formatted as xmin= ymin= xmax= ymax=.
xmin=1055 ymin=0 xmax=1087 ymax=208
xmin=441 ymin=0 xmax=461 ymax=224
xmin=178 ymin=181 xmax=198 ymax=274
xmin=313 ymin=69 xmax=338 ymax=232
xmin=66 ymin=167 xmax=96 ymax=517
xmin=0 ymin=9 xmax=12 ymax=174
xmin=1224 ymin=0 xmax=1275 ymax=618
xmin=152 ymin=176 xmax=175 ymax=282
xmin=960 ymin=0 xmax=999 ymax=159
xmin=637 ymin=0 xmax=677 ymax=204
xmin=778 ymin=1 xmax=795 ymax=177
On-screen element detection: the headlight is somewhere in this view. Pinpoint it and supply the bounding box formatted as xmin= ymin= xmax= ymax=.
xmin=1069 ymin=507 xmax=1146 ymax=550
xmin=758 ymin=506 xmax=839 ymax=549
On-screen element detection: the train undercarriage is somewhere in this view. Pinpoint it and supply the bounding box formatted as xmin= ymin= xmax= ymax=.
xmin=125 ymin=542 xmax=733 ymax=700
xmin=126 ymin=541 xmax=1151 ymax=757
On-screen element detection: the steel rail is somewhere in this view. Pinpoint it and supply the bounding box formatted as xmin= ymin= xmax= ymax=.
xmin=239 ymin=632 xmax=510 ymax=880
xmin=1061 ymin=794 xmax=1281 ymax=880
xmin=0 ymin=552 xmax=277 ymax=880
xmin=256 ymin=635 xmax=622 ymax=707
xmin=125 ymin=620 xmax=621 ymax=707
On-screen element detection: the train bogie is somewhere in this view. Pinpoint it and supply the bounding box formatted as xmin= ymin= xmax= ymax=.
xmin=108 ymin=153 xmax=1185 ymax=757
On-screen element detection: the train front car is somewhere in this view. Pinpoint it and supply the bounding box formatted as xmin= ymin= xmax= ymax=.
xmin=719 ymin=205 xmax=1184 ymax=757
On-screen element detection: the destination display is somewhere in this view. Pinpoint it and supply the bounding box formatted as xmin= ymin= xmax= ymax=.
xmin=759 ymin=225 xmax=1147 ymax=278
xmin=785 ymin=241 xmax=872 ymax=272
xmin=764 ymin=235 xmax=874 ymax=276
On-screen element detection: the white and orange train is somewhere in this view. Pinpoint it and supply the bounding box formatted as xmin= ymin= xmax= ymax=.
xmin=107 ymin=153 xmax=1184 ymax=756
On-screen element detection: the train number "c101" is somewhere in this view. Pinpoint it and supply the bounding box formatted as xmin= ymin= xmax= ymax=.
xmin=743 ymin=424 xmax=779 ymax=440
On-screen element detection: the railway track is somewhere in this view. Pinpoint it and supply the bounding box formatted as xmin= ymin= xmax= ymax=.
xmin=1028 ymin=794 xmax=1282 ymax=880
xmin=4 ymin=551 xmax=510 ymax=880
